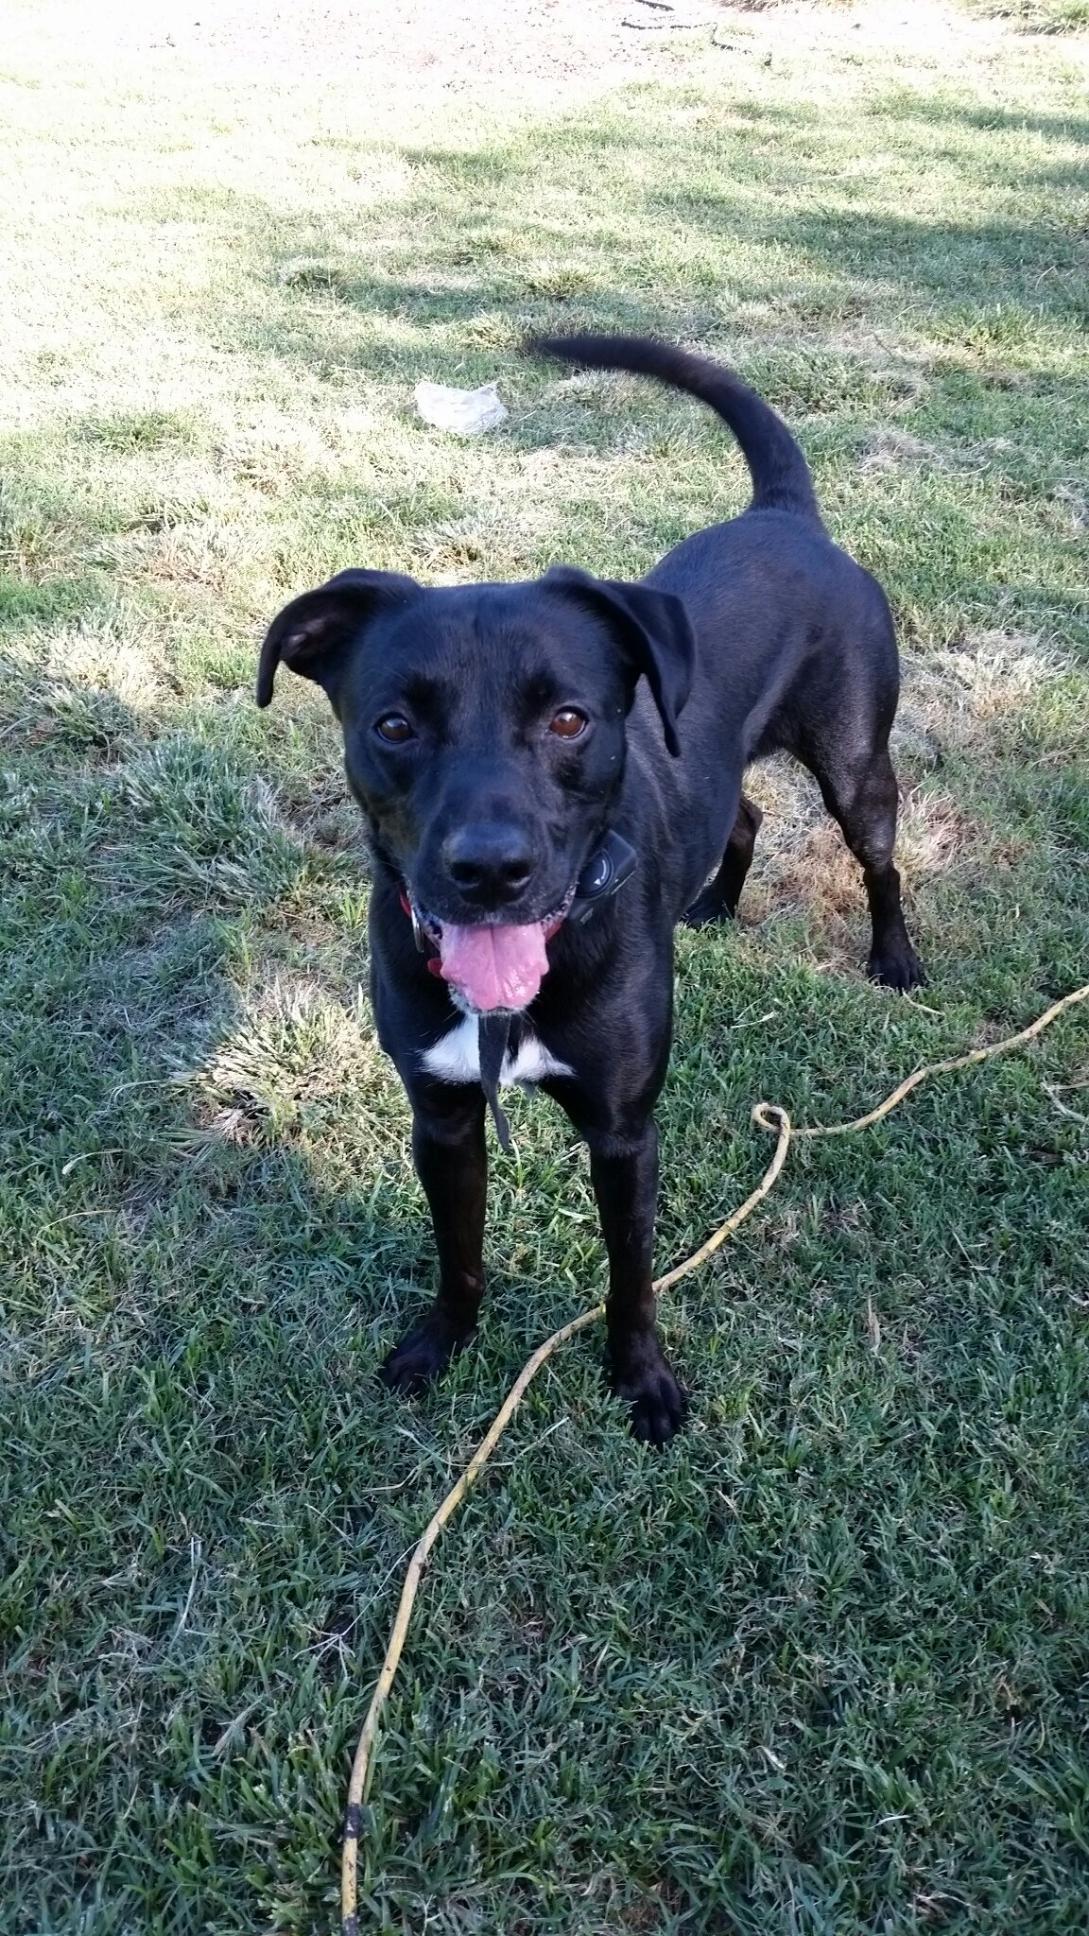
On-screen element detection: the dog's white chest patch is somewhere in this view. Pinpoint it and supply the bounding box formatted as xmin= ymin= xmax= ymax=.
xmin=421 ymin=1015 xmax=573 ymax=1088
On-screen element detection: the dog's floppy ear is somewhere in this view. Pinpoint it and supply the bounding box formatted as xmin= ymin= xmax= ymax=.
xmin=545 ymin=566 xmax=694 ymax=757
xmin=256 ymin=568 xmax=419 ymax=710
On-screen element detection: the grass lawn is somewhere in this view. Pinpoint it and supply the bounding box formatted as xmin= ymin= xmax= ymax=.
xmin=2 ymin=0 xmax=1088 ymax=1929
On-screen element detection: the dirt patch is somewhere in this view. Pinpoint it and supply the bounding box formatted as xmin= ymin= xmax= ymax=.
xmin=739 ymin=753 xmax=1008 ymax=967
xmin=16 ymin=0 xmax=1007 ymax=116
xmin=17 ymin=0 xmax=677 ymax=99
xmin=859 ymin=428 xmax=950 ymax=475
xmin=901 ymin=629 xmax=1075 ymax=756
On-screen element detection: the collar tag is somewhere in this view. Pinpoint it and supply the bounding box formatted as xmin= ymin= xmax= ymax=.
xmin=478 ymin=1012 xmax=514 ymax=1151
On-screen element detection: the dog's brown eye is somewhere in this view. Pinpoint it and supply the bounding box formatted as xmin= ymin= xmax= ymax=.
xmin=549 ymin=707 xmax=588 ymax=740
xmin=375 ymin=713 xmax=414 ymax=744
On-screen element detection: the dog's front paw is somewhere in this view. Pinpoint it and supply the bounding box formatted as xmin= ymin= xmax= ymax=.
xmin=869 ymin=941 xmax=927 ymax=993
xmin=380 ymin=1306 xmax=473 ymax=1395
xmin=607 ymin=1336 xmax=688 ymax=1446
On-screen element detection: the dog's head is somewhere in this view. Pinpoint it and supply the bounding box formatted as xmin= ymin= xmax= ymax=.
xmin=257 ymin=566 xmax=693 ymax=1006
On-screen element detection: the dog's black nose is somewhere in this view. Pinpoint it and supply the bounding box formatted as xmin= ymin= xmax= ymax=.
xmin=443 ymin=825 xmax=536 ymax=904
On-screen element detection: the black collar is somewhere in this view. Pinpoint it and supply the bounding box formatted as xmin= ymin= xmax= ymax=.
xmin=568 ymin=830 xmax=638 ymax=924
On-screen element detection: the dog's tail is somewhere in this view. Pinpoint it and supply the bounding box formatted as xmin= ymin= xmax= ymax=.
xmin=526 ymin=331 xmax=820 ymax=522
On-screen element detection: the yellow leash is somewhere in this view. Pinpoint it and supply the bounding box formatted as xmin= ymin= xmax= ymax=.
xmin=341 ymin=980 xmax=1089 ymax=1934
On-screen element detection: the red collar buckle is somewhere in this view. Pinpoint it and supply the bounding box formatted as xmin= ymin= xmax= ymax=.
xmin=399 ymin=889 xmax=443 ymax=975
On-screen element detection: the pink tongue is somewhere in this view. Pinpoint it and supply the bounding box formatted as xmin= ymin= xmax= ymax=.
xmin=439 ymin=921 xmax=550 ymax=1011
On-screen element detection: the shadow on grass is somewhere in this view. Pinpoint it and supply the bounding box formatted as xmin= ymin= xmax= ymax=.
xmin=931 ymin=100 xmax=1089 ymax=141
xmin=0 ymin=567 xmax=116 ymax=630
xmin=125 ymin=81 xmax=1088 ymax=445
xmin=0 ymin=643 xmax=571 ymax=1426
xmin=642 ymin=194 xmax=1086 ymax=309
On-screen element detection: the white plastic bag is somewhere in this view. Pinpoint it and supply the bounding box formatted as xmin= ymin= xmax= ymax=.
xmin=414 ymin=380 xmax=507 ymax=436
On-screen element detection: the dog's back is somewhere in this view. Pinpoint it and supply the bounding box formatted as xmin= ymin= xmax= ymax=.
xmin=529 ymin=331 xmax=923 ymax=997
xmin=531 ymin=332 xmax=885 ymax=768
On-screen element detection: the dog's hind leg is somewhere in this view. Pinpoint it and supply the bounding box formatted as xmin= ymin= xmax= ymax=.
xmin=809 ymin=743 xmax=925 ymax=991
xmin=684 ymin=793 xmax=763 ymax=928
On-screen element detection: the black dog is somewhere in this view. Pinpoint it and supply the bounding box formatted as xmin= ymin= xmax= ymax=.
xmin=256 ymin=333 xmax=923 ymax=1445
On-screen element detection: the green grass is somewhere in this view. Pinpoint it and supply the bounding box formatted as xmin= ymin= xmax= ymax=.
xmin=3 ymin=1 xmax=1089 ymax=1930
xmin=961 ymin=0 xmax=1089 ymax=31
